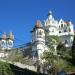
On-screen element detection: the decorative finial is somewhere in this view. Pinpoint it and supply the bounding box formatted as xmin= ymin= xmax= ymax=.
xmin=48 ymin=11 xmax=52 ymax=16
xmin=48 ymin=11 xmax=53 ymax=20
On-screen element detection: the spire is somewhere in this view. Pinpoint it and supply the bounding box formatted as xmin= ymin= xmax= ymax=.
xmin=48 ymin=11 xmax=52 ymax=16
xmin=2 ymin=32 xmax=7 ymax=40
xmin=48 ymin=11 xmax=53 ymax=20
xmin=9 ymin=31 xmax=14 ymax=40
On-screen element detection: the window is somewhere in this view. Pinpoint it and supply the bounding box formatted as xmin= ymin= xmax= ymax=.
xmin=69 ymin=28 xmax=71 ymax=32
xmin=37 ymin=31 xmax=39 ymax=35
xmin=65 ymin=40 xmax=68 ymax=44
xmin=61 ymin=24 xmax=63 ymax=28
xmin=39 ymin=30 xmax=42 ymax=35
xmin=8 ymin=42 xmax=12 ymax=45
xmin=64 ymin=30 xmax=67 ymax=32
xmin=59 ymin=31 xmax=61 ymax=33
xmin=37 ymin=30 xmax=43 ymax=35
xmin=37 ymin=35 xmax=41 ymax=38
xmin=2 ymin=41 xmax=6 ymax=46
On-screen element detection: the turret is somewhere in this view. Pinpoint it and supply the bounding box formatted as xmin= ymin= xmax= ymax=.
xmin=1 ymin=32 xmax=7 ymax=50
xmin=44 ymin=11 xmax=59 ymax=35
xmin=31 ymin=20 xmax=45 ymax=60
xmin=45 ymin=11 xmax=53 ymax=27
xmin=0 ymin=32 xmax=14 ymax=50
xmin=7 ymin=31 xmax=14 ymax=49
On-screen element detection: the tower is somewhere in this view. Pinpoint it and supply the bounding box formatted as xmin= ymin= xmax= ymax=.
xmin=31 ymin=20 xmax=45 ymax=60
xmin=1 ymin=32 xmax=7 ymax=50
xmin=45 ymin=11 xmax=59 ymax=36
xmin=7 ymin=31 xmax=14 ymax=49
xmin=0 ymin=32 xmax=14 ymax=50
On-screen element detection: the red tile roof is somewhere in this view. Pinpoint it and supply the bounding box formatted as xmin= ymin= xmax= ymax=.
xmin=35 ymin=20 xmax=42 ymax=28
xmin=65 ymin=22 xmax=70 ymax=25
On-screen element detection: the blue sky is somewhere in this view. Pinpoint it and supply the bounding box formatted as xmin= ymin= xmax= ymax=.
xmin=0 ymin=0 xmax=75 ymax=47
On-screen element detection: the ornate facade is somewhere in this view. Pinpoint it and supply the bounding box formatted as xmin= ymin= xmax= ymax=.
xmin=31 ymin=11 xmax=74 ymax=60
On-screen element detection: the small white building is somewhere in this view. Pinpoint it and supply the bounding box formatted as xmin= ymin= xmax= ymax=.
xmin=31 ymin=11 xmax=74 ymax=60
xmin=0 ymin=32 xmax=14 ymax=50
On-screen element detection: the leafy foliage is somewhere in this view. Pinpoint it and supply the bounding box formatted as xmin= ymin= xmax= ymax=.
xmin=71 ymin=35 xmax=75 ymax=64
xmin=7 ymin=49 xmax=23 ymax=62
xmin=42 ymin=35 xmax=75 ymax=74
xmin=0 ymin=61 xmax=13 ymax=75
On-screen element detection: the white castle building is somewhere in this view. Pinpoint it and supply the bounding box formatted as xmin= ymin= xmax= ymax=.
xmin=0 ymin=32 xmax=14 ymax=50
xmin=31 ymin=11 xmax=74 ymax=60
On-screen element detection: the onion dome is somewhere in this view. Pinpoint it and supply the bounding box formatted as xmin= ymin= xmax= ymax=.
xmin=9 ymin=32 xmax=14 ymax=40
xmin=2 ymin=32 xmax=7 ymax=40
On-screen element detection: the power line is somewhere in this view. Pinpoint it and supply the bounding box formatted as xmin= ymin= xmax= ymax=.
xmin=0 ymin=30 xmax=28 ymax=48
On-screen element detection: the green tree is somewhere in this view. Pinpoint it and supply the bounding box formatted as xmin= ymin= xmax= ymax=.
xmin=0 ymin=61 xmax=13 ymax=75
xmin=57 ymin=43 xmax=70 ymax=60
xmin=42 ymin=35 xmax=75 ymax=74
xmin=42 ymin=35 xmax=60 ymax=74
xmin=71 ymin=35 xmax=75 ymax=64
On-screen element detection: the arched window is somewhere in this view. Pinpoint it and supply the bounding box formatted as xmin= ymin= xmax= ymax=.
xmin=1 ymin=41 xmax=6 ymax=49
xmin=61 ymin=24 xmax=63 ymax=28
xmin=39 ymin=30 xmax=42 ymax=35
xmin=69 ymin=28 xmax=71 ymax=32
xmin=37 ymin=30 xmax=43 ymax=38
xmin=59 ymin=31 xmax=61 ymax=33
xmin=65 ymin=40 xmax=68 ymax=44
